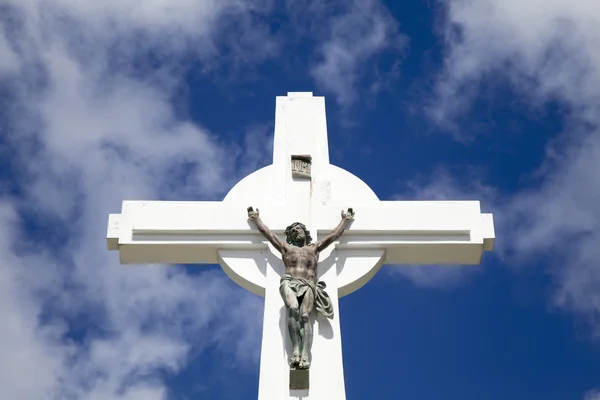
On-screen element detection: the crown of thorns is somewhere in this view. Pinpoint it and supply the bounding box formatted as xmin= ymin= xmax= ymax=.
xmin=285 ymin=222 xmax=313 ymax=245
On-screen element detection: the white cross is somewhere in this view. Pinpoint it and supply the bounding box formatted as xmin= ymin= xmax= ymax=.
xmin=106 ymin=92 xmax=494 ymax=400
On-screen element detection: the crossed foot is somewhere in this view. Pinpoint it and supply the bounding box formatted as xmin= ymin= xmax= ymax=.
xmin=290 ymin=351 xmax=310 ymax=369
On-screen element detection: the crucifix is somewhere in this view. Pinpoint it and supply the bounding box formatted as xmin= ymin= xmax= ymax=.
xmin=106 ymin=92 xmax=495 ymax=399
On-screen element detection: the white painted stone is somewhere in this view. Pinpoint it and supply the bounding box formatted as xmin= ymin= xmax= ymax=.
xmin=107 ymin=92 xmax=495 ymax=400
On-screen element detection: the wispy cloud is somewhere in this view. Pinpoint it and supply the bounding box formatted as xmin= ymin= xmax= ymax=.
xmin=0 ymin=0 xmax=276 ymax=398
xmin=423 ymin=0 xmax=600 ymax=343
xmin=299 ymin=0 xmax=407 ymax=108
xmin=586 ymin=390 xmax=600 ymax=400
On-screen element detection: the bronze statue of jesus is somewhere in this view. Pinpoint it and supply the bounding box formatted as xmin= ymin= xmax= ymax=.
xmin=247 ymin=206 xmax=354 ymax=369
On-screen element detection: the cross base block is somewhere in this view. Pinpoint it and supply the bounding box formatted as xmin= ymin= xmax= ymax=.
xmin=290 ymin=368 xmax=309 ymax=390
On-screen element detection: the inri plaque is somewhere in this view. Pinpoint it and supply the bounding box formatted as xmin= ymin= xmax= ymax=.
xmin=291 ymin=155 xmax=312 ymax=179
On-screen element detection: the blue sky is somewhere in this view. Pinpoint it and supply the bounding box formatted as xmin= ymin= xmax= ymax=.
xmin=1 ymin=0 xmax=600 ymax=399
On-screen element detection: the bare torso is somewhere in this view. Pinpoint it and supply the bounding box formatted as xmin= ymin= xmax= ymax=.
xmin=282 ymin=244 xmax=319 ymax=284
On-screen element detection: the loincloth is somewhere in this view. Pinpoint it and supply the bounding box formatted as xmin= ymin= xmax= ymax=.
xmin=279 ymin=274 xmax=334 ymax=319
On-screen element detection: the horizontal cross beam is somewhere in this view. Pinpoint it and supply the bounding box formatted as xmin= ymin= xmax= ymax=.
xmin=315 ymin=202 xmax=494 ymax=265
xmin=107 ymin=200 xmax=494 ymax=265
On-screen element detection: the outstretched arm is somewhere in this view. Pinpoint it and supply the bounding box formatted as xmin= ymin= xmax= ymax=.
xmin=315 ymin=208 xmax=355 ymax=252
xmin=247 ymin=207 xmax=287 ymax=254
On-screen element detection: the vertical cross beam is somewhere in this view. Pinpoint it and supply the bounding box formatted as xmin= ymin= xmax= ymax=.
xmin=264 ymin=92 xmax=346 ymax=399
xmin=222 ymin=92 xmax=353 ymax=399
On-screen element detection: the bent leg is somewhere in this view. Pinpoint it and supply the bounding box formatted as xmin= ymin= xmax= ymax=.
xmin=280 ymin=281 xmax=301 ymax=366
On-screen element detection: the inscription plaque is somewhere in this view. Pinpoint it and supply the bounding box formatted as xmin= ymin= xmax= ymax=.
xmin=291 ymin=155 xmax=312 ymax=179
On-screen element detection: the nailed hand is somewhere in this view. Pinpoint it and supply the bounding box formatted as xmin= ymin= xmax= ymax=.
xmin=341 ymin=208 xmax=355 ymax=221
xmin=247 ymin=206 xmax=260 ymax=220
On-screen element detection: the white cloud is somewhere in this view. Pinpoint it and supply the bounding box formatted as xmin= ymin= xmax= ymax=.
xmin=307 ymin=0 xmax=406 ymax=107
xmin=0 ymin=0 xmax=275 ymax=398
xmin=387 ymin=264 xmax=476 ymax=288
xmin=427 ymin=0 xmax=600 ymax=339
xmin=585 ymin=390 xmax=600 ymax=400
xmin=431 ymin=0 xmax=600 ymax=130
xmin=0 ymin=202 xmax=66 ymax=399
xmin=0 ymin=32 xmax=19 ymax=74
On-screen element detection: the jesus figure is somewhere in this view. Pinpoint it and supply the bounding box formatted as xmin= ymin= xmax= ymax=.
xmin=247 ymin=206 xmax=354 ymax=369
